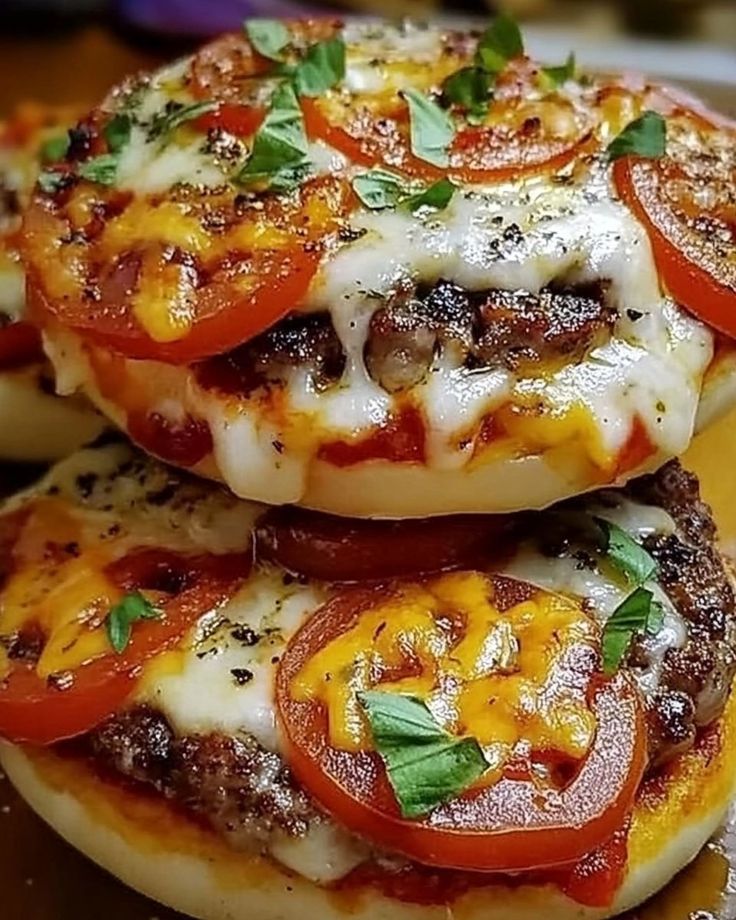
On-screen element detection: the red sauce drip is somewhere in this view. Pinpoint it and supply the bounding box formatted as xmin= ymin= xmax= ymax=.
xmin=614 ymin=415 xmax=656 ymax=477
xmin=0 ymin=322 xmax=44 ymax=370
xmin=127 ymin=410 xmax=213 ymax=468
xmin=557 ymin=824 xmax=630 ymax=908
xmin=318 ymin=407 xmax=426 ymax=467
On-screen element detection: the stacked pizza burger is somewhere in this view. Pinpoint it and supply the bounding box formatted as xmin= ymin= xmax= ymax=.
xmin=1 ymin=16 xmax=736 ymax=920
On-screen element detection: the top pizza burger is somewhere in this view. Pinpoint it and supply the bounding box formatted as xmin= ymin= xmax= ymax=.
xmin=21 ymin=18 xmax=736 ymax=516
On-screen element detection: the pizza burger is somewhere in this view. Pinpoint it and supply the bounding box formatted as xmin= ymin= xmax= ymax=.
xmin=2 ymin=13 xmax=736 ymax=920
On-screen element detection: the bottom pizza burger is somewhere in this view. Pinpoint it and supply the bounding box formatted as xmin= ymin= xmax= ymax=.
xmin=0 ymin=441 xmax=734 ymax=920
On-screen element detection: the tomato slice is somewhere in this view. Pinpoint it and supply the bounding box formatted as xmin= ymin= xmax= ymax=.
xmin=613 ymin=119 xmax=736 ymax=338
xmin=276 ymin=578 xmax=647 ymax=873
xmin=303 ymin=58 xmax=594 ymax=184
xmin=24 ymin=175 xmax=351 ymax=363
xmin=0 ymin=321 xmax=44 ymax=370
xmin=257 ymin=507 xmax=514 ymax=581
xmin=193 ymin=103 xmax=264 ymax=138
xmin=0 ymin=547 xmax=250 ymax=744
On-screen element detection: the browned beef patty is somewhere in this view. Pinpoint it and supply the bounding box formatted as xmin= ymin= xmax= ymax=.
xmin=195 ymin=279 xmax=615 ymax=397
xmin=81 ymin=461 xmax=735 ymax=849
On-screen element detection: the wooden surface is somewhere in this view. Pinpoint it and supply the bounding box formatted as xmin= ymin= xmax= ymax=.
xmin=0 ymin=21 xmax=735 ymax=920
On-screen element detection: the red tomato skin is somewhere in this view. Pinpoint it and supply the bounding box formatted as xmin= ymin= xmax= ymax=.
xmin=0 ymin=549 xmax=251 ymax=745
xmin=613 ymin=156 xmax=736 ymax=340
xmin=0 ymin=322 xmax=44 ymax=370
xmin=276 ymin=587 xmax=648 ymax=874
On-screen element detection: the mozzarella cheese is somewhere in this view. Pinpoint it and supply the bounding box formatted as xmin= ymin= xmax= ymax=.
xmin=0 ymin=443 xmax=697 ymax=883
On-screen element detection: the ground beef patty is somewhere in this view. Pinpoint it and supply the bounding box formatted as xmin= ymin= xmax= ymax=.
xmin=81 ymin=462 xmax=735 ymax=850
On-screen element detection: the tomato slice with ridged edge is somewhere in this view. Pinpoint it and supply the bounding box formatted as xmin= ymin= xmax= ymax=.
xmin=613 ymin=115 xmax=736 ymax=338
xmin=0 ymin=538 xmax=251 ymax=745
xmin=276 ymin=578 xmax=647 ymax=873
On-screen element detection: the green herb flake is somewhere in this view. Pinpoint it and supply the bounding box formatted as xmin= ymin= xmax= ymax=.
xmin=442 ymin=66 xmax=491 ymax=124
xmin=595 ymin=517 xmax=658 ymax=585
xmin=40 ymin=133 xmax=70 ymax=164
xmin=78 ymin=154 xmax=119 ymax=186
xmin=405 ymin=177 xmax=456 ymax=213
xmin=607 ymin=111 xmax=667 ymax=161
xmin=148 ymin=100 xmax=217 ymax=142
xmin=358 ymin=691 xmax=488 ymax=819
xmin=37 ymin=170 xmax=69 ymax=194
xmin=244 ymin=18 xmax=291 ymax=62
xmin=293 ymin=37 xmax=346 ymax=97
xmin=106 ymin=591 xmax=162 ymax=655
xmin=402 ymin=88 xmax=455 ymax=169
xmin=540 ymin=52 xmax=577 ymax=90
xmin=104 ymin=112 xmax=133 ymax=154
xmin=475 ymin=13 xmax=524 ymax=75
xmin=602 ymin=586 xmax=663 ymax=675
xmin=237 ymin=81 xmax=311 ymax=190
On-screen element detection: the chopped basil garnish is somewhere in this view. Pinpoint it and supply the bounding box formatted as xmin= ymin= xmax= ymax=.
xmin=104 ymin=112 xmax=133 ymax=153
xmin=293 ymin=37 xmax=346 ymax=97
xmin=442 ymin=66 xmax=492 ymax=124
xmin=78 ymin=154 xmax=119 ymax=186
xmin=601 ymin=586 xmax=662 ymax=675
xmin=402 ymin=88 xmax=455 ymax=169
xmin=237 ymin=81 xmax=311 ymax=190
xmin=475 ymin=13 xmax=524 ymax=74
xmin=607 ymin=111 xmax=666 ymax=161
xmin=148 ymin=100 xmax=217 ymax=142
xmin=352 ymin=170 xmax=455 ymax=213
xmin=540 ymin=52 xmax=577 ymax=89
xmin=244 ymin=18 xmax=290 ymax=62
xmin=40 ymin=133 xmax=70 ymax=164
xmin=359 ymin=691 xmax=488 ymax=819
xmin=106 ymin=591 xmax=162 ymax=655
xmin=596 ymin=517 xmax=658 ymax=585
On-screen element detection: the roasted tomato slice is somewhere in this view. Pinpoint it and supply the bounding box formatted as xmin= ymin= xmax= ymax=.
xmin=0 ymin=321 xmax=44 ymax=370
xmin=257 ymin=506 xmax=514 ymax=581
xmin=303 ymin=58 xmax=593 ymax=183
xmin=613 ymin=114 xmax=736 ymax=338
xmin=23 ymin=174 xmax=351 ymax=363
xmin=0 ymin=506 xmax=250 ymax=744
xmin=277 ymin=572 xmax=646 ymax=872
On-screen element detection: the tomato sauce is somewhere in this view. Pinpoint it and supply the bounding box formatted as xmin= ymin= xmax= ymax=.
xmin=614 ymin=416 xmax=656 ymax=477
xmin=318 ymin=407 xmax=426 ymax=466
xmin=127 ymin=410 xmax=213 ymax=468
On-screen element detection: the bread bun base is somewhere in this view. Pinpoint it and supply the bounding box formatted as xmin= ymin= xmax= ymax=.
xmin=3 ymin=690 xmax=736 ymax=920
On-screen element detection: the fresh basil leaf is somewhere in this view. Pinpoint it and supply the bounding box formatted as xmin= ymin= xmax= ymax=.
xmin=405 ymin=178 xmax=456 ymax=213
xmin=596 ymin=517 xmax=658 ymax=585
xmin=37 ymin=170 xmax=69 ymax=194
xmin=607 ymin=111 xmax=666 ymax=161
xmin=647 ymin=600 xmax=665 ymax=636
xmin=352 ymin=170 xmax=404 ymax=209
xmin=402 ymin=88 xmax=455 ymax=169
xmin=540 ymin=52 xmax=577 ymax=89
xmin=293 ymin=37 xmax=346 ymax=97
xmin=78 ymin=153 xmax=119 ymax=186
xmin=602 ymin=586 xmax=654 ymax=675
xmin=104 ymin=112 xmax=133 ymax=154
xmin=40 ymin=133 xmax=70 ymax=164
xmin=148 ymin=100 xmax=217 ymax=142
xmin=244 ymin=18 xmax=290 ymax=62
xmin=475 ymin=13 xmax=524 ymax=74
xmin=442 ymin=66 xmax=491 ymax=124
xmin=106 ymin=591 xmax=161 ymax=655
xmin=237 ymin=81 xmax=311 ymax=189
xmin=359 ymin=691 xmax=488 ymax=819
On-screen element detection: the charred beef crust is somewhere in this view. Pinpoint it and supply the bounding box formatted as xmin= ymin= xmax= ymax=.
xmin=196 ymin=279 xmax=615 ymax=397
xmin=624 ymin=461 xmax=736 ymax=767
xmin=89 ymin=706 xmax=317 ymax=845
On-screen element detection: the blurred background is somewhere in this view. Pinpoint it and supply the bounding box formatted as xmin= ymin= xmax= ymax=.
xmin=0 ymin=0 xmax=734 ymax=114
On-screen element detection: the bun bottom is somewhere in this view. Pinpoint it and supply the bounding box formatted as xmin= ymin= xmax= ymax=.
xmin=3 ymin=692 xmax=736 ymax=920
